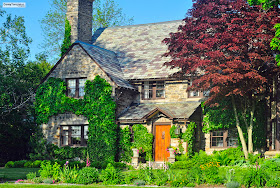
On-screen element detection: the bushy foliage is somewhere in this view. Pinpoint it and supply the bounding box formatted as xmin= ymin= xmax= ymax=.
xmin=60 ymin=18 xmax=71 ymax=56
xmin=242 ymin=167 xmax=270 ymax=187
xmin=182 ymin=122 xmax=196 ymax=156
xmin=132 ymin=124 xmax=153 ymax=161
xmin=100 ymin=163 xmax=121 ymax=185
xmin=118 ymin=126 xmax=132 ymax=162
xmin=35 ymin=75 xmax=117 ymax=163
xmin=39 ymin=161 xmax=61 ymax=181
xmin=76 ymin=167 xmax=99 ymax=184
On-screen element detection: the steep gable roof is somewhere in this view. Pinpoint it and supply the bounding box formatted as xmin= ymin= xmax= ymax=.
xmin=77 ymin=41 xmax=135 ymax=90
xmin=92 ymin=20 xmax=183 ymax=80
xmin=41 ymin=42 xmax=135 ymax=90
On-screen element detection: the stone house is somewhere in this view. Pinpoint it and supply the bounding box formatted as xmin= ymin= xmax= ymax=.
xmin=41 ymin=0 xmax=280 ymax=162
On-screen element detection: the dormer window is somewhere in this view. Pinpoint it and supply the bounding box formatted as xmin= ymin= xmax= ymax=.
xmin=66 ymin=78 xmax=86 ymax=98
xmin=143 ymin=81 xmax=165 ymax=100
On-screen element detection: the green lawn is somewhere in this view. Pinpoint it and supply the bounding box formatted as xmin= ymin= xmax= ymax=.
xmin=0 ymin=168 xmax=39 ymax=180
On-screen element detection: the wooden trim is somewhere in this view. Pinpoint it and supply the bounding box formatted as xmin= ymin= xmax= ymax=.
xmin=142 ymin=81 xmax=165 ymax=100
xmin=210 ymin=130 xmax=228 ymax=148
xmin=154 ymin=122 xmax=171 ymax=125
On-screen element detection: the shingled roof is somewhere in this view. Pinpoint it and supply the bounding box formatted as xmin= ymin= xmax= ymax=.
xmin=118 ymin=102 xmax=201 ymax=122
xmin=92 ymin=20 xmax=183 ymax=80
xmin=77 ymin=41 xmax=135 ymax=90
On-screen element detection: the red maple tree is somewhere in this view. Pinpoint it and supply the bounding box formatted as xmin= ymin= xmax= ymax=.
xmin=163 ymin=0 xmax=280 ymax=158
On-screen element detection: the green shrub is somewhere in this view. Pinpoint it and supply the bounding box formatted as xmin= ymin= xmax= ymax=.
xmin=262 ymin=158 xmax=280 ymax=171
xmin=24 ymin=161 xmax=33 ymax=168
xmin=26 ymin=172 xmax=37 ymax=180
xmin=100 ymin=163 xmax=121 ymax=185
xmin=39 ymin=161 xmax=61 ymax=180
xmin=33 ymin=177 xmax=43 ymax=183
xmin=43 ymin=178 xmax=54 ymax=184
xmin=32 ymin=160 xmax=42 ymax=168
xmin=133 ymin=179 xmax=145 ymax=186
xmin=5 ymin=161 xmax=14 ymax=168
xmin=59 ymin=165 xmax=79 ymax=183
xmin=14 ymin=160 xmax=27 ymax=168
xmin=76 ymin=167 xmax=99 ymax=184
xmin=226 ymin=181 xmax=240 ymax=188
xmin=213 ymin=147 xmax=244 ymax=166
xmin=242 ymin=167 xmax=269 ymax=188
xmin=266 ymin=176 xmax=280 ymax=187
xmin=171 ymin=160 xmax=193 ymax=169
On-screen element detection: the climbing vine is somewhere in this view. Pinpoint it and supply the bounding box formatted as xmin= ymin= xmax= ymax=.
xmin=61 ymin=18 xmax=71 ymax=56
xmin=132 ymin=124 xmax=153 ymax=161
xmin=35 ymin=75 xmax=117 ymax=163
xmin=182 ymin=122 xmax=196 ymax=157
xmin=118 ymin=126 xmax=132 ymax=162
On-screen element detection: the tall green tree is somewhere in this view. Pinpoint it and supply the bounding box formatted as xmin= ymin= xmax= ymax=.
xmin=0 ymin=9 xmax=52 ymax=163
xmin=41 ymin=0 xmax=133 ymax=62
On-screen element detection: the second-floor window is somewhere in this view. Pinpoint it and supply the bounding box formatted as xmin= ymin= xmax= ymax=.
xmin=143 ymin=81 xmax=165 ymax=100
xmin=67 ymin=78 xmax=86 ymax=98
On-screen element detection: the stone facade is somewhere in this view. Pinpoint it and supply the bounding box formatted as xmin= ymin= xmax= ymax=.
xmin=67 ymin=0 xmax=94 ymax=44
xmin=42 ymin=113 xmax=88 ymax=146
xmin=49 ymin=45 xmax=116 ymax=94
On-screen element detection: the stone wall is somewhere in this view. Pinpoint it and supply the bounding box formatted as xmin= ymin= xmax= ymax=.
xmin=42 ymin=113 xmax=88 ymax=146
xmin=49 ymin=44 xmax=116 ymax=94
xmin=132 ymin=80 xmax=202 ymax=104
xmin=67 ymin=0 xmax=94 ymax=43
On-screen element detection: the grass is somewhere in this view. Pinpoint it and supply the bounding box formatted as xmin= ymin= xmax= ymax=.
xmin=0 ymin=184 xmax=149 ymax=188
xmin=0 ymin=168 xmax=39 ymax=180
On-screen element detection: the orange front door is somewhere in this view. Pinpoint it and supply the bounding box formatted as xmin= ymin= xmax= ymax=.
xmin=155 ymin=125 xmax=171 ymax=161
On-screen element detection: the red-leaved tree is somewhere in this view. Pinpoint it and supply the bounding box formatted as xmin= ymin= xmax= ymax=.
xmin=163 ymin=0 xmax=280 ymax=158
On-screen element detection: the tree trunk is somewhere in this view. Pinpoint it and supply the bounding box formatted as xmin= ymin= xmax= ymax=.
xmin=248 ymin=99 xmax=255 ymax=154
xmin=232 ymin=96 xmax=249 ymax=159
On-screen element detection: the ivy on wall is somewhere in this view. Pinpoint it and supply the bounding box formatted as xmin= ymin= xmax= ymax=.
xmin=118 ymin=126 xmax=132 ymax=162
xmin=182 ymin=122 xmax=197 ymax=157
xmin=132 ymin=124 xmax=153 ymax=161
xmin=35 ymin=75 xmax=117 ymax=163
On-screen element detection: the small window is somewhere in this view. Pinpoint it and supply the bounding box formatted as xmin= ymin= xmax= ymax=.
xmin=60 ymin=125 xmax=88 ymax=146
xmin=66 ymin=78 xmax=86 ymax=98
xmin=142 ymin=81 xmax=165 ymax=100
xmin=211 ymin=130 xmax=225 ymax=147
xmin=211 ymin=129 xmax=238 ymax=148
xmin=189 ymin=91 xmax=199 ymax=97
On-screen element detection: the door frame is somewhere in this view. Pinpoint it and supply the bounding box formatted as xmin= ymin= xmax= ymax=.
xmin=153 ymin=122 xmax=171 ymax=161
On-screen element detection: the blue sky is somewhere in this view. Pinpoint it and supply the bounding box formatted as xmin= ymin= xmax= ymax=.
xmin=1 ymin=0 xmax=193 ymax=61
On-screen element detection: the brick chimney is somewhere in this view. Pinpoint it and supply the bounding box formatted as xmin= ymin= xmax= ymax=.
xmin=67 ymin=0 xmax=94 ymax=44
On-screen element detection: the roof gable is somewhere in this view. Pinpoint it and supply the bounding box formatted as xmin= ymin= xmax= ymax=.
xmin=41 ymin=42 xmax=135 ymax=90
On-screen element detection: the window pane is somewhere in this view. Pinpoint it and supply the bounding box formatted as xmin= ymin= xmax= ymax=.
xmin=61 ymin=127 xmax=68 ymax=146
xmin=144 ymin=90 xmax=152 ymax=99
xmin=79 ymin=79 xmax=86 ymax=97
xmin=68 ymin=89 xmax=76 ymax=97
xmin=212 ymin=137 xmax=223 ymax=147
xmin=67 ymin=79 xmax=76 ymax=97
xmin=72 ymin=126 xmax=81 ymax=145
xmin=68 ymin=79 xmax=76 ymax=88
xmin=213 ymin=131 xmax=223 ymax=136
xmin=190 ymin=91 xmax=199 ymax=97
xmin=156 ymin=90 xmax=165 ymax=98
xmin=84 ymin=126 xmax=89 ymax=145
